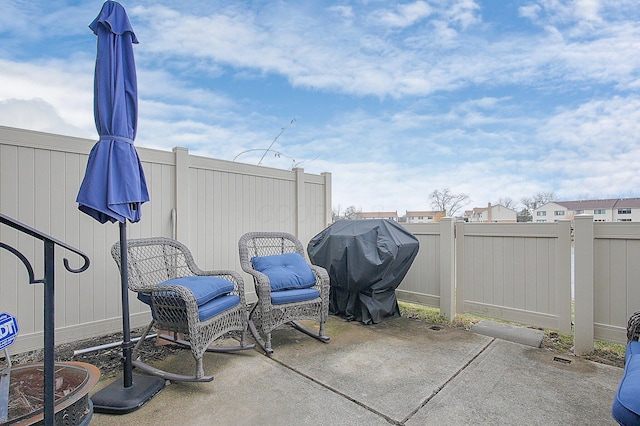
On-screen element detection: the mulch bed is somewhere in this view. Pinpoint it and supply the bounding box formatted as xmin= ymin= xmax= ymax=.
xmin=8 ymin=327 xmax=182 ymax=378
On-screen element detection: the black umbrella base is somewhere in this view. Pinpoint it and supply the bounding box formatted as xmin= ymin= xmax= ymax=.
xmin=92 ymin=374 xmax=165 ymax=414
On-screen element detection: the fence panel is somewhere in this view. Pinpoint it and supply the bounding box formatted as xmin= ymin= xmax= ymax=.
xmin=0 ymin=126 xmax=330 ymax=354
xmin=396 ymin=223 xmax=441 ymax=307
xmin=592 ymin=222 xmax=640 ymax=344
xmin=455 ymin=222 xmax=572 ymax=334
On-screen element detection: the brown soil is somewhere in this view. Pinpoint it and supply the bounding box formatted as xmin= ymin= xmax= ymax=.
xmin=541 ymin=330 xmax=625 ymax=368
xmin=405 ymin=310 xmax=626 ymax=369
xmin=8 ymin=327 xmax=182 ymax=379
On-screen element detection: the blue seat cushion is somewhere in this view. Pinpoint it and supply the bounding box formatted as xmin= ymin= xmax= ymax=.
xmin=136 ymin=276 xmax=234 ymax=307
xmin=271 ymin=288 xmax=320 ymax=305
xmin=198 ymin=294 xmax=240 ymax=321
xmin=139 ymin=293 xmax=239 ymax=322
xmin=612 ymin=341 xmax=640 ymax=425
xmin=252 ymin=253 xmax=316 ymax=291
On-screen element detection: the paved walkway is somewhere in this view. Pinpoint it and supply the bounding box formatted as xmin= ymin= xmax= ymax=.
xmin=89 ymin=316 xmax=622 ymax=425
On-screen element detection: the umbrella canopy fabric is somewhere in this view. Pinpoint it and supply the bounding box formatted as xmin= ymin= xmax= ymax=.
xmin=77 ymin=0 xmax=148 ymax=224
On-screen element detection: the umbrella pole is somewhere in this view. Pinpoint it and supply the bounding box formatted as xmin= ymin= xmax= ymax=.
xmin=91 ymin=221 xmax=165 ymax=414
xmin=119 ymin=221 xmax=134 ymax=388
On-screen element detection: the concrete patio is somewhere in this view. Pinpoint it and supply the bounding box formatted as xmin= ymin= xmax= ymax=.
xmin=89 ymin=316 xmax=622 ymax=425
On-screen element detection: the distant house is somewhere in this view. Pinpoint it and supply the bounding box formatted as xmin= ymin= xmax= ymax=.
xmin=533 ymin=198 xmax=640 ymax=222
xmin=405 ymin=210 xmax=446 ymax=223
xmin=465 ymin=203 xmax=517 ymax=223
xmin=357 ymin=211 xmax=398 ymax=221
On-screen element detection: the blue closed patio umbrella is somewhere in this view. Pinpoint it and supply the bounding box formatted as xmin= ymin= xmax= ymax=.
xmin=76 ymin=0 xmax=164 ymax=414
xmin=77 ymin=0 xmax=148 ymax=224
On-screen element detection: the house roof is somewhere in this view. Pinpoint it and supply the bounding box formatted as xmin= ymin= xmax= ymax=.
xmin=614 ymin=198 xmax=640 ymax=208
xmin=467 ymin=204 xmax=516 ymax=215
xmin=553 ymin=198 xmax=640 ymax=210
xmin=359 ymin=211 xmax=398 ymax=218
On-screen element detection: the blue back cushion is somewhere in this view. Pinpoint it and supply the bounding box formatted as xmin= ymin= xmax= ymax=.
xmin=251 ymin=253 xmax=316 ymax=292
xmin=137 ymin=275 xmax=234 ymax=307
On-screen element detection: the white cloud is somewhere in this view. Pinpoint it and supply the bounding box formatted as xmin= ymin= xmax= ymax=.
xmin=539 ymin=96 xmax=640 ymax=151
xmin=123 ymin=1 xmax=640 ymax=101
xmin=519 ymin=4 xmax=542 ymax=21
xmin=373 ymin=1 xmax=433 ymax=28
xmin=0 ymin=98 xmax=89 ymax=137
xmin=327 ymin=5 xmax=354 ymax=21
xmin=0 ymin=59 xmax=94 ymax=137
xmin=446 ymin=0 xmax=481 ymax=29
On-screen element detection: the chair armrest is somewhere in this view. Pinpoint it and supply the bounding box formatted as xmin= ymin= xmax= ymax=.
xmin=309 ymin=264 xmax=329 ymax=283
xmin=309 ymin=264 xmax=330 ymax=292
xmin=628 ymin=311 xmax=640 ymax=342
xmin=243 ymin=268 xmax=274 ymax=308
xmin=195 ymin=269 xmax=246 ymax=294
xmin=148 ymin=284 xmax=200 ymax=324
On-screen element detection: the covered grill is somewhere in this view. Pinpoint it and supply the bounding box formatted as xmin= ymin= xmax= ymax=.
xmin=307 ymin=219 xmax=419 ymax=324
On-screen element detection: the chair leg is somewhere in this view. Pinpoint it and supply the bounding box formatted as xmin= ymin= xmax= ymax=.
xmin=265 ymin=332 xmax=273 ymax=353
xmin=240 ymin=328 xmax=247 ymax=347
xmin=248 ymin=304 xmax=274 ymax=355
xmin=130 ymin=325 xmax=214 ymax=383
xmin=195 ymin=357 xmax=205 ymax=379
xmin=132 ymin=359 xmax=213 ymax=383
xmin=291 ymin=321 xmax=330 ymax=343
xmin=132 ymin=321 xmax=155 ymax=360
xmin=158 ymin=332 xmax=255 ymax=353
xmin=248 ymin=318 xmax=273 ymax=355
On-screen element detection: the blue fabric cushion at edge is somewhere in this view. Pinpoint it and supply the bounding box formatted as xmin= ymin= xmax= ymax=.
xmin=271 ymin=288 xmax=320 ymax=305
xmin=252 ymin=253 xmax=316 ymax=291
xmin=612 ymin=341 xmax=640 ymax=425
xmin=136 ymin=275 xmax=234 ymax=307
xmin=198 ymin=294 xmax=240 ymax=321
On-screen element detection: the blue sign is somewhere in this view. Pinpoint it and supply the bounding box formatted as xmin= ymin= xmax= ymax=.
xmin=0 ymin=313 xmax=19 ymax=350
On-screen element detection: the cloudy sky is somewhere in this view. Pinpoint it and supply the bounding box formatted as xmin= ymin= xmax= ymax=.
xmin=2 ymin=0 xmax=640 ymax=215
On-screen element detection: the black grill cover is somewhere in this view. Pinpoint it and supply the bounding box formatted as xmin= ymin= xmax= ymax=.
xmin=307 ymin=219 xmax=419 ymax=324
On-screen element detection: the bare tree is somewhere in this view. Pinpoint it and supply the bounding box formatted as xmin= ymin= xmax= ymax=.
xmin=332 ymin=205 xmax=342 ymax=222
xmin=429 ymin=188 xmax=470 ymax=217
xmin=521 ymin=191 xmax=556 ymax=212
xmin=520 ymin=191 xmax=556 ymax=222
xmin=495 ymin=197 xmax=516 ymax=209
xmin=342 ymin=205 xmax=361 ymax=220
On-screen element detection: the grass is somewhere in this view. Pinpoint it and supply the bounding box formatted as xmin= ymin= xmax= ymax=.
xmin=398 ymin=301 xmax=626 ymax=368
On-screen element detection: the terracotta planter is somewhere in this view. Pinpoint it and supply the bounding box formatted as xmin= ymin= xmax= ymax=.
xmin=4 ymin=361 xmax=100 ymax=425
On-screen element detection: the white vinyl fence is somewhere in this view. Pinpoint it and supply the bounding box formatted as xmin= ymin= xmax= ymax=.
xmin=573 ymin=216 xmax=640 ymax=353
xmin=2 ymin=126 xmax=636 ymax=357
xmin=0 ymin=126 xmax=331 ymax=354
xmin=398 ymin=216 xmax=640 ymax=354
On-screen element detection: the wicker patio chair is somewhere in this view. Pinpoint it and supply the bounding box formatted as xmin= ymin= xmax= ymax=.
xmin=628 ymin=311 xmax=640 ymax=343
xmin=238 ymin=232 xmax=330 ymax=354
xmin=112 ymin=237 xmax=254 ymax=382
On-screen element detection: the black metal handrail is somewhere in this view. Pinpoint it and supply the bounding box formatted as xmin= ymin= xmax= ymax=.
xmin=0 ymin=212 xmax=89 ymax=426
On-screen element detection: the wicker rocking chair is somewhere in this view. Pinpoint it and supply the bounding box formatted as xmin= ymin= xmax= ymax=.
xmin=112 ymin=237 xmax=254 ymax=382
xmin=238 ymin=232 xmax=330 ymax=354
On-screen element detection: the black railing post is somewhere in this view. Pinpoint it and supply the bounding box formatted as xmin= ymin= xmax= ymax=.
xmin=43 ymin=239 xmax=55 ymax=426
xmin=0 ymin=213 xmax=89 ymax=425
